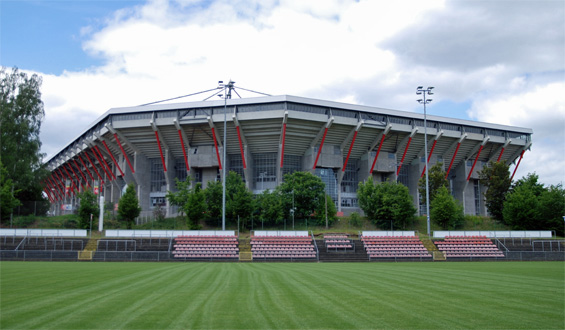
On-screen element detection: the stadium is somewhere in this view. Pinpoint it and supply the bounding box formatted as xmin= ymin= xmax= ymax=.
xmin=42 ymin=87 xmax=533 ymax=218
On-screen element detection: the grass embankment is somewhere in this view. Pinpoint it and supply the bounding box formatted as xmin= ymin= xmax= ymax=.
xmin=1 ymin=262 xmax=563 ymax=329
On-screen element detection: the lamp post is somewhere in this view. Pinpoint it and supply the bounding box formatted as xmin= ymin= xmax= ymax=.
xmin=218 ymin=80 xmax=234 ymax=231
xmin=417 ymin=86 xmax=434 ymax=237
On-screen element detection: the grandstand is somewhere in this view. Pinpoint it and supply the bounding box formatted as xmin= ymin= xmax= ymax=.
xmin=434 ymin=236 xmax=505 ymax=259
xmin=42 ymin=94 xmax=533 ymax=219
xmin=1 ymin=229 xmax=563 ymax=262
xmin=172 ymin=234 xmax=239 ymax=260
xmin=361 ymin=231 xmax=432 ymax=260
xmin=251 ymin=231 xmax=317 ymax=261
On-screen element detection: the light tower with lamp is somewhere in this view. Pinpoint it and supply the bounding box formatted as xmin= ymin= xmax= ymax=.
xmin=416 ymin=86 xmax=434 ymax=237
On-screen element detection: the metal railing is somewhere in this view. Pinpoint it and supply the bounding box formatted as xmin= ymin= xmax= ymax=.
xmin=532 ymin=240 xmax=563 ymax=252
xmin=311 ymin=230 xmax=319 ymax=261
xmin=97 ymin=239 xmax=137 ymax=251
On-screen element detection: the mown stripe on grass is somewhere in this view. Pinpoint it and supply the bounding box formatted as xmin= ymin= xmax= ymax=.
xmin=1 ymin=262 xmax=563 ymax=329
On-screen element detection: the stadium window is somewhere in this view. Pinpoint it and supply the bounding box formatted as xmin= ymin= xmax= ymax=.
xmin=174 ymin=158 xmax=188 ymax=183
xmin=474 ymin=180 xmax=481 ymax=215
xmin=229 ymin=154 xmax=245 ymax=182
xmin=194 ymin=168 xmax=202 ymax=183
xmin=282 ymin=155 xmax=302 ymax=179
xmin=253 ymin=153 xmax=277 ymax=185
xmin=150 ymin=159 xmax=166 ymax=192
xmin=341 ymin=158 xmax=359 ymax=193
xmin=397 ymin=165 xmax=409 ymax=187
xmin=315 ymin=168 xmax=338 ymax=206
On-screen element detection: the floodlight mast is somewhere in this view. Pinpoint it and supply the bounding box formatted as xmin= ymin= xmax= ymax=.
xmin=417 ymin=86 xmax=434 ymax=238
xmin=218 ymin=80 xmax=235 ymax=231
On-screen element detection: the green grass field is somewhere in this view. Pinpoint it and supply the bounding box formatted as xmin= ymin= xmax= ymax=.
xmin=1 ymin=262 xmax=563 ymax=329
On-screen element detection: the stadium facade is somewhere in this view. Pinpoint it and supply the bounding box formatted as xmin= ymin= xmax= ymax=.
xmin=43 ymin=95 xmax=532 ymax=218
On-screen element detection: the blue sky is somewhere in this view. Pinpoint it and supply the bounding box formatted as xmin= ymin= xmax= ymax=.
xmin=1 ymin=1 xmax=145 ymax=74
xmin=1 ymin=0 xmax=564 ymax=185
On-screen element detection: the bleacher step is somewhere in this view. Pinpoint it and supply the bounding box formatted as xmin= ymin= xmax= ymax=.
xmin=78 ymin=238 xmax=99 ymax=261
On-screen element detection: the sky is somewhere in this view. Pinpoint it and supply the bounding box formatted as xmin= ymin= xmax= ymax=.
xmin=1 ymin=0 xmax=564 ymax=186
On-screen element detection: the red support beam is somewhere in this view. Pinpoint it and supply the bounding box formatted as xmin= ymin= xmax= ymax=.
xmin=72 ymin=159 xmax=89 ymax=188
xmin=49 ymin=179 xmax=62 ymax=201
xmin=47 ymin=180 xmax=60 ymax=202
xmin=77 ymin=154 xmax=95 ymax=184
xmin=466 ymin=145 xmax=484 ymax=181
xmin=91 ymin=148 xmax=113 ymax=181
xmin=66 ymin=163 xmax=84 ymax=191
xmin=84 ymin=150 xmax=103 ymax=181
xmin=177 ymin=130 xmax=190 ymax=172
xmin=154 ymin=131 xmax=167 ymax=172
xmin=236 ymin=126 xmax=247 ymax=169
xmin=396 ymin=137 xmax=413 ymax=176
xmin=211 ymin=127 xmax=222 ymax=170
xmin=56 ymin=170 xmax=70 ymax=197
xmin=313 ymin=128 xmax=328 ymax=169
xmin=342 ymin=131 xmax=358 ymax=171
xmin=95 ymin=145 xmax=116 ymax=180
xmin=62 ymin=166 xmax=78 ymax=194
xmin=102 ymin=140 xmax=124 ymax=177
xmin=53 ymin=172 xmax=66 ymax=197
xmin=114 ymin=133 xmax=135 ymax=174
xmin=445 ymin=142 xmax=461 ymax=179
xmin=280 ymin=123 xmax=287 ymax=168
xmin=511 ymin=150 xmax=525 ymax=181
xmin=370 ymin=134 xmax=386 ymax=173
xmin=44 ymin=188 xmax=54 ymax=203
xmin=49 ymin=176 xmax=63 ymax=200
xmin=496 ymin=147 xmax=505 ymax=162
xmin=420 ymin=139 xmax=438 ymax=178
xmin=44 ymin=180 xmax=56 ymax=201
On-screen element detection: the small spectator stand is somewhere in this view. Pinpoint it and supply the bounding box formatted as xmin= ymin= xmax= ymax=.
xmin=250 ymin=231 xmax=318 ymax=262
xmin=323 ymin=233 xmax=355 ymax=253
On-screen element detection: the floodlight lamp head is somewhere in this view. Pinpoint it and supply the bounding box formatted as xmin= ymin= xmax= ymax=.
xmin=416 ymin=91 xmax=422 ymax=95
xmin=427 ymin=99 xmax=433 ymax=103
xmin=417 ymin=99 xmax=423 ymax=103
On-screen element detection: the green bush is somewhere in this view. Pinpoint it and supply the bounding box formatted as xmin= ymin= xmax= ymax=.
xmin=13 ymin=215 xmax=37 ymax=228
xmin=349 ymin=212 xmax=362 ymax=227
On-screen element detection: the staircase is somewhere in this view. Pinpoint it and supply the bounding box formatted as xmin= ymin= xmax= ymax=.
xmin=78 ymin=238 xmax=99 ymax=261
xmin=238 ymin=238 xmax=252 ymax=262
xmin=422 ymin=238 xmax=445 ymax=261
xmin=316 ymin=239 xmax=368 ymax=262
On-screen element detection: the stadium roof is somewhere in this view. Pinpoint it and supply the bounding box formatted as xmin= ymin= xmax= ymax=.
xmin=45 ymin=94 xmax=532 ymax=174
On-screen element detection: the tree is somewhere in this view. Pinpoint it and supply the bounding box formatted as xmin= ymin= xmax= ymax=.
xmin=538 ymin=184 xmax=565 ymax=237
xmin=314 ymin=194 xmax=337 ymax=227
xmin=166 ymin=178 xmax=205 ymax=229
xmin=430 ymin=186 xmax=464 ymax=229
xmin=1 ymin=67 xmax=47 ymax=210
xmin=418 ymin=163 xmax=448 ymax=205
xmin=0 ymin=160 xmax=21 ymax=222
xmin=512 ymin=173 xmax=545 ymax=197
xmin=185 ymin=183 xmax=205 ymax=229
xmin=204 ymin=179 xmax=223 ymax=226
xmin=78 ymin=189 xmax=99 ymax=229
xmin=256 ymin=189 xmax=284 ymax=227
xmin=479 ymin=161 xmax=511 ymax=222
xmin=357 ymin=179 xmax=416 ymax=230
xmin=117 ymin=184 xmax=141 ymax=229
xmin=226 ymin=171 xmax=254 ymax=228
xmin=503 ymin=174 xmax=565 ymax=236
xmin=277 ymin=171 xmax=326 ymax=222
xmin=503 ymin=182 xmax=540 ymax=230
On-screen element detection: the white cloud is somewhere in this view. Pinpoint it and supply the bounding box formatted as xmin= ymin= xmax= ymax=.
xmin=469 ymin=82 xmax=565 ymax=185
xmin=35 ymin=0 xmax=565 ymax=186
